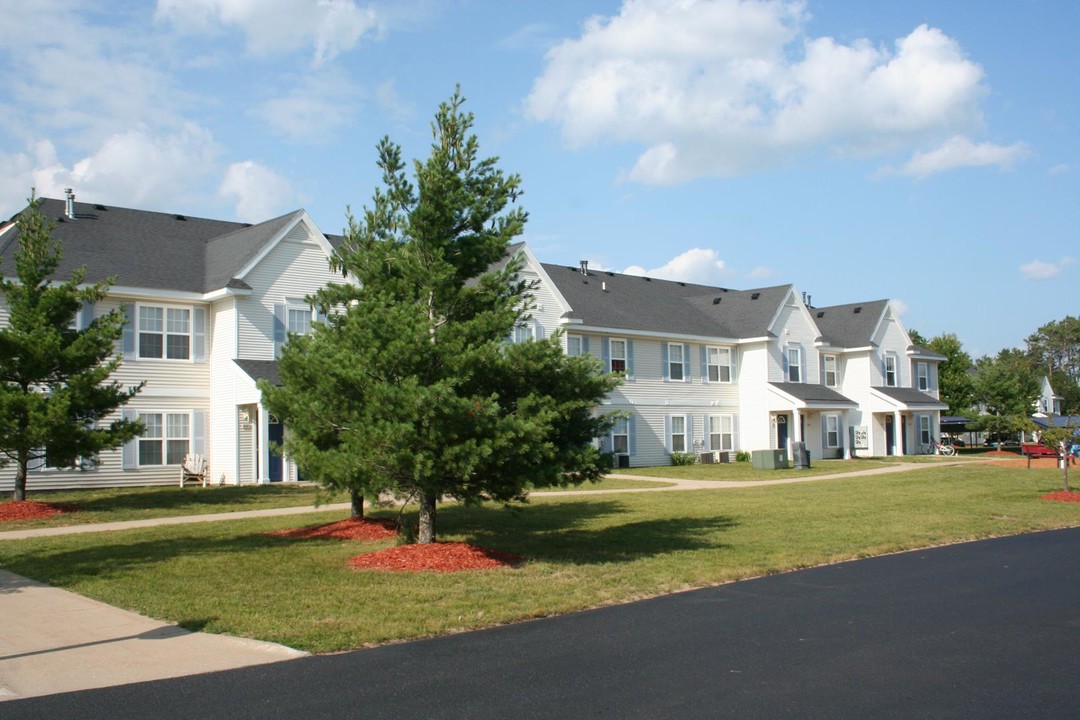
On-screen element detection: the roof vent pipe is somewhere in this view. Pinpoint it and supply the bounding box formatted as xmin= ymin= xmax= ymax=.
xmin=579 ymin=260 xmax=588 ymax=275
xmin=64 ymin=188 xmax=76 ymax=219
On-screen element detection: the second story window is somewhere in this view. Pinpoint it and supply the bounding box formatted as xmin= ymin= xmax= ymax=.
xmin=824 ymin=355 xmax=838 ymax=387
xmin=885 ymin=354 xmax=897 ymax=387
xmin=287 ymin=305 xmax=312 ymax=336
xmin=787 ymin=347 xmax=801 ymax=383
xmin=139 ymin=305 xmax=190 ymax=360
xmin=610 ymin=339 xmax=627 ymax=374
xmin=916 ymin=362 xmax=929 ymax=391
xmin=708 ymin=346 xmax=732 ymax=382
xmin=668 ymin=343 xmax=685 ymax=381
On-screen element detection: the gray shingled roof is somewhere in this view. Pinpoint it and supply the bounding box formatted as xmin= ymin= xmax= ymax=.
xmin=542 ymin=262 xmax=791 ymax=339
xmin=0 ymin=198 xmax=338 ymax=294
xmin=234 ymin=359 xmax=281 ymax=386
xmin=874 ymin=386 xmax=946 ymax=407
xmin=811 ymin=300 xmax=889 ymax=349
xmin=770 ymin=382 xmax=858 ymax=406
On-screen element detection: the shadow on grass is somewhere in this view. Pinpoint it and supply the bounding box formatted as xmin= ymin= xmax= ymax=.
xmin=40 ymin=485 xmax=333 ymax=515
xmin=417 ymin=500 xmax=740 ymax=565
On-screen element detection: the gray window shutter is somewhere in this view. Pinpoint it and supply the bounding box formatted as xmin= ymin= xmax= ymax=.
xmin=192 ymin=410 xmax=207 ymax=456
xmin=600 ymin=433 xmax=612 ymax=453
xmin=314 ymin=306 xmax=327 ymax=325
xmin=661 ymin=343 xmax=670 ymax=381
xmin=601 ymin=338 xmax=611 ymax=372
xmin=782 ymin=346 xmax=789 ymax=375
xmin=664 ymin=415 xmax=672 ymax=452
xmin=700 ymin=345 xmax=708 ymax=383
xmin=626 ymin=340 xmax=634 ymax=380
xmin=732 ymin=348 xmax=738 ymax=382
xmin=273 ymin=303 xmax=286 ymax=358
xmin=801 ymin=347 xmax=807 ymax=383
xmin=79 ymin=302 xmax=95 ymax=331
xmin=697 ymin=414 xmax=705 ymax=450
xmin=628 ymin=413 xmax=637 ymax=456
xmin=733 ymin=415 xmax=740 ymax=452
xmin=683 ymin=344 xmax=691 ymax=382
xmin=581 ymin=336 xmax=590 ymax=355
xmin=193 ymin=307 xmax=207 ymax=362
xmin=122 ymin=304 xmax=136 ymax=359
xmin=121 ymin=409 xmax=138 ymax=469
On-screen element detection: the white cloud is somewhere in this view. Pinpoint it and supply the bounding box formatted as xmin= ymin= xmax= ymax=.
xmin=747 ymin=266 xmax=773 ymax=280
xmin=890 ymin=299 xmax=909 ymax=317
xmin=526 ymin=0 xmax=1015 ymax=183
xmin=622 ymin=248 xmax=731 ymax=285
xmin=155 ymin=0 xmax=381 ymax=66
xmin=219 ymin=161 xmax=297 ymax=222
xmin=1048 ymin=163 xmax=1071 ymax=176
xmin=885 ymin=135 xmax=1029 ymax=178
xmin=28 ymin=125 xmax=222 ymax=213
xmin=374 ymin=79 xmax=415 ymax=124
xmin=255 ymin=69 xmax=363 ymax=142
xmin=1020 ymin=257 xmax=1076 ymax=281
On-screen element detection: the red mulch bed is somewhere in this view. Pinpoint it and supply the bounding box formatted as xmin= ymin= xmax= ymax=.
xmin=267 ymin=517 xmax=399 ymax=541
xmin=0 ymin=500 xmax=79 ymax=522
xmin=1041 ymin=491 xmax=1080 ymax=503
xmin=348 ymin=542 xmax=522 ymax=573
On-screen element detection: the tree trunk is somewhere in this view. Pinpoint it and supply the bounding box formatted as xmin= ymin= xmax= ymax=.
xmin=13 ymin=449 xmax=27 ymax=501
xmin=417 ymin=491 xmax=437 ymax=544
xmin=350 ymin=488 xmax=364 ymax=519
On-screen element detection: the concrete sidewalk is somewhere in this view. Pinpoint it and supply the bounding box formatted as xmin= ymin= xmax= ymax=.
xmin=0 ymin=569 xmax=307 ymax=701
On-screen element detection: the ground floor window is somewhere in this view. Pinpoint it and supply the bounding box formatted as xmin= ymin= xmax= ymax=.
xmin=138 ymin=412 xmax=190 ymax=466
xmin=917 ymin=414 xmax=931 ymax=446
xmin=612 ymin=417 xmax=629 ymax=454
xmin=669 ymin=415 xmax=687 ymax=453
xmin=708 ymin=414 xmax=734 ymax=452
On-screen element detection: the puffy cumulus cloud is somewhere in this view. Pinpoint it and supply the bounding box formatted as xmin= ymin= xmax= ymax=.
xmin=622 ymin=248 xmax=731 ymax=285
xmin=155 ymin=0 xmax=381 ymax=66
xmin=526 ymin=0 xmax=1013 ymax=183
xmin=219 ymin=161 xmax=298 ymax=222
xmin=884 ymin=135 xmax=1029 ymax=178
xmin=747 ymin=265 xmax=773 ymax=280
xmin=1020 ymin=257 xmax=1076 ymax=281
xmin=27 ymin=125 xmax=222 ymax=212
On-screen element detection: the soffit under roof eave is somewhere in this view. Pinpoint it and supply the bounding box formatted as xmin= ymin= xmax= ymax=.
xmin=558 ymin=323 xmax=750 ymax=345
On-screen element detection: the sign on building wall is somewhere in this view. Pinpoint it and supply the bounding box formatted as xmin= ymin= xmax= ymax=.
xmin=852 ymin=426 xmax=869 ymax=450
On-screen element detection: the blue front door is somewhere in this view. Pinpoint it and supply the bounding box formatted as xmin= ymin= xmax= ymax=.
xmin=268 ymin=417 xmax=284 ymax=482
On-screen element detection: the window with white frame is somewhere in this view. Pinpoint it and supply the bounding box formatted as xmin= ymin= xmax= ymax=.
xmin=138 ymin=305 xmax=191 ymax=360
xmin=670 ymin=415 xmax=687 ymax=453
xmin=287 ymin=304 xmax=313 ymax=336
xmin=138 ymin=412 xmax=189 ymax=466
xmin=787 ymin=347 xmax=801 ymax=383
xmin=884 ymin=354 xmax=898 ymax=386
xmin=708 ymin=346 xmax=732 ymax=382
xmin=824 ymin=355 xmax=839 ymax=387
xmin=917 ymin=414 xmax=931 ymax=445
xmin=512 ymin=324 xmax=531 ymax=343
xmin=708 ymin=414 xmax=734 ymax=452
xmin=610 ymin=339 xmax=627 ymax=373
xmin=567 ymin=334 xmax=583 ymax=357
xmin=612 ymin=417 xmax=629 ymax=454
xmin=824 ymin=414 xmax=840 ymax=448
xmin=916 ymin=362 xmax=929 ymax=391
xmin=668 ymin=343 xmax=685 ymax=381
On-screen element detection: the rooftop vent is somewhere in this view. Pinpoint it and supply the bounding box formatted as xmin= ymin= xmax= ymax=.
xmin=643 ymin=277 xmax=651 ymax=282
xmin=854 ymin=306 xmax=862 ymax=314
xmin=174 ymin=214 xmax=187 ymax=221
xmin=94 ymin=204 xmax=107 ymax=211
xmin=712 ymin=297 xmax=722 ymax=305
xmin=751 ymin=292 xmax=760 ymax=300
xmin=64 ymin=188 xmax=76 ymax=219
xmin=816 ymin=311 xmax=825 ymax=318
xmin=579 ymin=260 xmax=588 ymax=275
xmin=678 ymin=282 xmax=686 ymax=287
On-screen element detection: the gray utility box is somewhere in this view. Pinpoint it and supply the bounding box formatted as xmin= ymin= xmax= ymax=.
xmin=791 ymin=441 xmax=811 ymax=470
xmin=752 ymin=449 xmax=789 ymax=470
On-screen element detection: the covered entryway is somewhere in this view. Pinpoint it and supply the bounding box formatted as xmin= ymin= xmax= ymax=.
xmin=767 ymin=383 xmax=858 ymax=461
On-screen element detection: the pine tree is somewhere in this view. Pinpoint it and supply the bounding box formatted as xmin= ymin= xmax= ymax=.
xmin=0 ymin=192 xmax=143 ymax=501
xmin=261 ymin=90 xmax=620 ymax=542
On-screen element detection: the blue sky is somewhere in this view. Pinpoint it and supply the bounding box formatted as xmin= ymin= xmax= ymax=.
xmin=1 ymin=0 xmax=1076 ymax=359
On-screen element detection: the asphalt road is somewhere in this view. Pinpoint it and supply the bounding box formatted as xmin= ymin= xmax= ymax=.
xmin=7 ymin=526 xmax=1079 ymax=719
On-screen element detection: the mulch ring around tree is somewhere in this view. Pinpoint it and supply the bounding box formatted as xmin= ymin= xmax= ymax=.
xmin=348 ymin=542 xmax=522 ymax=573
xmin=0 ymin=501 xmax=79 ymax=522
xmin=1040 ymin=491 xmax=1080 ymax=503
xmin=267 ymin=517 xmax=399 ymax=541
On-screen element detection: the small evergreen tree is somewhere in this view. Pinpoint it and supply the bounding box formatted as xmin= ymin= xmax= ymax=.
xmin=0 ymin=192 xmax=143 ymax=501
xmin=261 ymin=90 xmax=620 ymax=543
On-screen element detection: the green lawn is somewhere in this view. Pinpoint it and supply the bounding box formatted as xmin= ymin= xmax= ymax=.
xmin=1 ymin=463 xmax=1076 ymax=653
xmin=530 ymin=476 xmax=675 ymax=491
xmin=0 ymin=484 xmax=347 ymax=530
xmin=611 ymin=456 xmax=966 ymax=481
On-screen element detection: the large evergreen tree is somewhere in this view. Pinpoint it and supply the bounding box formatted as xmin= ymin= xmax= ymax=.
xmin=0 ymin=193 xmax=143 ymax=500
xmin=261 ymin=90 xmax=620 ymax=543
xmin=926 ymin=333 xmax=975 ymax=415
